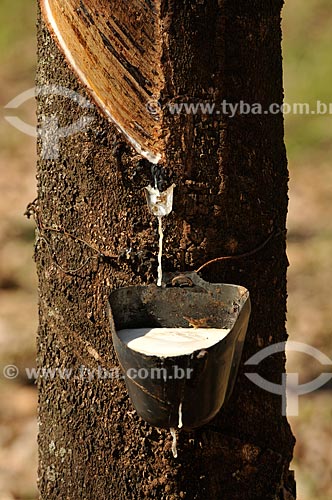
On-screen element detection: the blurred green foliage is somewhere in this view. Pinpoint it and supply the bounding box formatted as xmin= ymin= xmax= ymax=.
xmin=0 ymin=0 xmax=36 ymax=62
xmin=283 ymin=0 xmax=332 ymax=160
xmin=0 ymin=0 xmax=36 ymax=151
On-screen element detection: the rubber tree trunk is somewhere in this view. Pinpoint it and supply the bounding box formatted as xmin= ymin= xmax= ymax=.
xmin=36 ymin=1 xmax=296 ymax=499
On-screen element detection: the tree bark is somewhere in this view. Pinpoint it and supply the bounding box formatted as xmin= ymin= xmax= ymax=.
xmin=36 ymin=1 xmax=296 ymax=499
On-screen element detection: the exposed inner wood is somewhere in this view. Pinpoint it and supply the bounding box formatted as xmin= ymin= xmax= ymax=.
xmin=41 ymin=0 xmax=165 ymax=163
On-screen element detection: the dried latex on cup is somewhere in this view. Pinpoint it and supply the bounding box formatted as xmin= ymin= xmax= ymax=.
xmin=144 ymin=184 xmax=175 ymax=217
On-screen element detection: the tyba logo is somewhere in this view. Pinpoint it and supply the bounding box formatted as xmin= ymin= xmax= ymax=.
xmin=245 ymin=341 xmax=332 ymax=416
xmin=4 ymin=85 xmax=95 ymax=160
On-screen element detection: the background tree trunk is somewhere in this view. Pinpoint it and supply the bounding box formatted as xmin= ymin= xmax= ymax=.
xmin=36 ymin=1 xmax=296 ymax=499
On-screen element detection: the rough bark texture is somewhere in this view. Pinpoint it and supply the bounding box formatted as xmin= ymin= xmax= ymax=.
xmin=36 ymin=1 xmax=296 ymax=499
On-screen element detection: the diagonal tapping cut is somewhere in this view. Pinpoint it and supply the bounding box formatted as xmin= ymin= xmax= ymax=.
xmin=40 ymin=0 xmax=167 ymax=163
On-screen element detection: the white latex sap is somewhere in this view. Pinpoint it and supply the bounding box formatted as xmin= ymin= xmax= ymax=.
xmin=117 ymin=327 xmax=230 ymax=357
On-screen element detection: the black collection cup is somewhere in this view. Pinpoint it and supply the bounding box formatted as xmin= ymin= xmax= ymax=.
xmin=109 ymin=272 xmax=251 ymax=430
